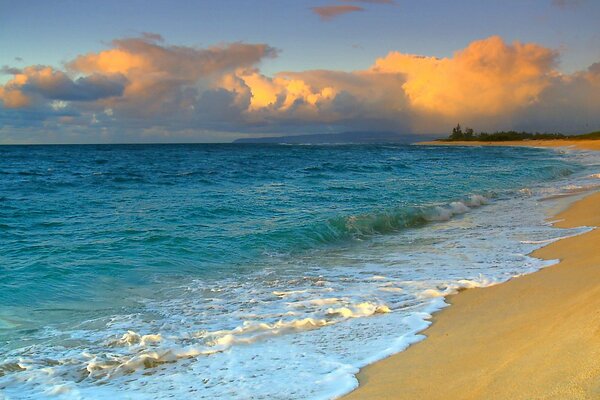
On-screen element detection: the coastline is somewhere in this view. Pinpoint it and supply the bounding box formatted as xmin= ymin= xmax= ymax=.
xmin=343 ymin=141 xmax=600 ymax=399
xmin=416 ymin=138 xmax=600 ymax=151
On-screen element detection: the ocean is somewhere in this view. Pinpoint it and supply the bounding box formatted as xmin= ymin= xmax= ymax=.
xmin=1 ymin=143 xmax=599 ymax=399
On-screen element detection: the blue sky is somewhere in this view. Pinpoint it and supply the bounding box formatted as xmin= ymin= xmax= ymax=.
xmin=2 ymin=0 xmax=598 ymax=75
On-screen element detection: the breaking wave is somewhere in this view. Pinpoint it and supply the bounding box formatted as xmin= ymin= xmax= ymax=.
xmin=302 ymin=194 xmax=490 ymax=244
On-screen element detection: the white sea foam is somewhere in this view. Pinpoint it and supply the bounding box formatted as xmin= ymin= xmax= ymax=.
xmin=425 ymin=195 xmax=489 ymax=222
xmin=326 ymin=302 xmax=391 ymax=318
xmin=520 ymin=230 xmax=592 ymax=245
xmin=378 ymin=286 xmax=403 ymax=293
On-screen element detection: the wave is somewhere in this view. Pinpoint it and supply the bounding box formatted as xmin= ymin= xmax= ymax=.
xmin=72 ymin=275 xmax=501 ymax=383
xmin=14 ymin=299 xmax=395 ymax=384
xmin=300 ymin=194 xmax=490 ymax=244
xmin=70 ymin=276 xmax=506 ymax=389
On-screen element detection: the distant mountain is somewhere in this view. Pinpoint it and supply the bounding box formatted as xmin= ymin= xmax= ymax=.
xmin=233 ymin=131 xmax=438 ymax=144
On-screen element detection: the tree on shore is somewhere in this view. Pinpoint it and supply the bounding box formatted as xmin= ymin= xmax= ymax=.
xmin=464 ymin=127 xmax=474 ymax=140
xmin=450 ymin=124 xmax=463 ymax=140
xmin=444 ymin=125 xmax=567 ymax=142
xmin=449 ymin=124 xmax=475 ymax=140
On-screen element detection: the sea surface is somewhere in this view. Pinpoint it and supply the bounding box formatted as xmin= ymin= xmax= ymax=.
xmin=1 ymin=143 xmax=600 ymax=399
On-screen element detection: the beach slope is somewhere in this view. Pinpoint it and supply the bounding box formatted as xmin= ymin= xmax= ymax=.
xmin=343 ymin=191 xmax=600 ymax=400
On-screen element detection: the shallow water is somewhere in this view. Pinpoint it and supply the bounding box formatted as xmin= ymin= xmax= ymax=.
xmin=1 ymin=144 xmax=599 ymax=399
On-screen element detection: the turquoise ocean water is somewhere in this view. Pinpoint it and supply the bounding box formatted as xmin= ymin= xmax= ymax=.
xmin=1 ymin=144 xmax=599 ymax=399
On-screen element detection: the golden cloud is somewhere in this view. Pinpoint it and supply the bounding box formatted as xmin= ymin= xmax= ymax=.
xmin=1 ymin=35 xmax=599 ymax=138
xmin=371 ymin=36 xmax=558 ymax=117
xmin=204 ymin=36 xmax=562 ymax=131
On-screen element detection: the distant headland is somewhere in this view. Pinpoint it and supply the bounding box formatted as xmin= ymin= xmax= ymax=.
xmin=233 ymin=131 xmax=439 ymax=144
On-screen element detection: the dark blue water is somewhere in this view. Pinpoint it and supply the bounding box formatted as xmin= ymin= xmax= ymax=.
xmin=0 ymin=144 xmax=578 ymax=309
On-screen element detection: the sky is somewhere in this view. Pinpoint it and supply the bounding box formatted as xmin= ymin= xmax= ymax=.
xmin=1 ymin=0 xmax=599 ymax=143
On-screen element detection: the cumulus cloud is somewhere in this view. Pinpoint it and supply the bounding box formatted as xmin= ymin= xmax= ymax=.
xmin=371 ymin=36 xmax=558 ymax=117
xmin=216 ymin=36 xmax=573 ymax=133
xmin=63 ymin=36 xmax=275 ymax=117
xmin=0 ymin=68 xmax=124 ymax=109
xmin=224 ymin=68 xmax=411 ymax=132
xmin=1 ymin=34 xmax=599 ymax=143
xmin=29 ymin=67 xmax=124 ymax=101
xmin=311 ymin=5 xmax=364 ymax=20
xmin=68 ymin=36 xmax=273 ymax=77
xmin=510 ymin=62 xmax=600 ymax=133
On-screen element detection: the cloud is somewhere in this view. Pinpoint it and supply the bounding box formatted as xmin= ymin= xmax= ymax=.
xmin=140 ymin=32 xmax=164 ymax=42
xmin=68 ymin=36 xmax=273 ymax=77
xmin=0 ymin=66 xmax=126 ymax=107
xmin=28 ymin=67 xmax=125 ymax=101
xmin=551 ymin=0 xmax=584 ymax=9
xmin=509 ymin=61 xmax=600 ymax=133
xmin=0 ymin=35 xmax=277 ymax=140
xmin=1 ymin=34 xmax=599 ymax=143
xmin=371 ymin=36 xmax=558 ymax=117
xmin=312 ymin=0 xmax=394 ymax=20
xmin=212 ymin=36 xmax=567 ymax=134
xmin=224 ymin=68 xmax=411 ymax=132
xmin=311 ymin=5 xmax=364 ymax=20
xmin=341 ymin=0 xmax=394 ymax=3
xmin=63 ymin=35 xmax=276 ymax=119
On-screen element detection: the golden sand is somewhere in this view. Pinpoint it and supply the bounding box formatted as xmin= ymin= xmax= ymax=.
xmin=343 ymin=142 xmax=600 ymax=400
xmin=417 ymin=139 xmax=600 ymax=151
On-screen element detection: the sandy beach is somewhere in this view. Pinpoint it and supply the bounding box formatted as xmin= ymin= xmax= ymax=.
xmin=343 ymin=140 xmax=600 ymax=400
xmin=418 ymin=139 xmax=600 ymax=151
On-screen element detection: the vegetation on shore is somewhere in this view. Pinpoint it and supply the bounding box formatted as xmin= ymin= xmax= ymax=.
xmin=571 ymin=130 xmax=600 ymax=140
xmin=441 ymin=124 xmax=600 ymax=142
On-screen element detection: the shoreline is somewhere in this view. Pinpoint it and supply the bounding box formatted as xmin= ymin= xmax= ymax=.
xmin=342 ymin=141 xmax=600 ymax=399
xmin=416 ymin=138 xmax=600 ymax=151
